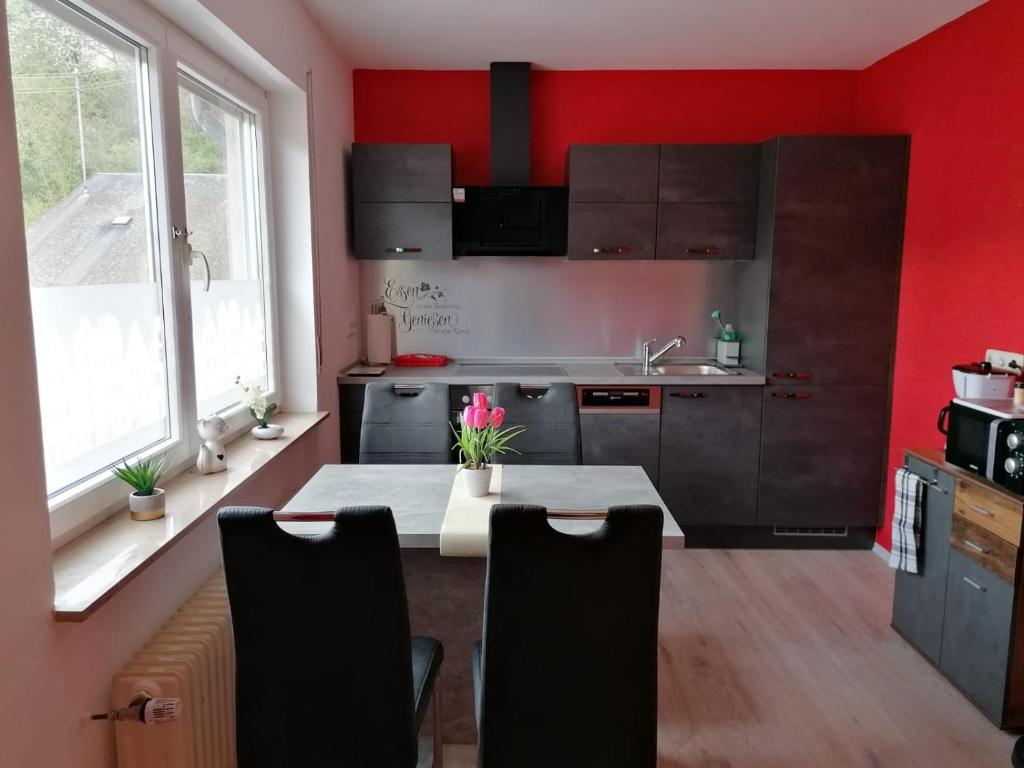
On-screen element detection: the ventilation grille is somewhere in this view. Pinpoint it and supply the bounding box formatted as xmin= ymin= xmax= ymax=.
xmin=773 ymin=526 xmax=849 ymax=537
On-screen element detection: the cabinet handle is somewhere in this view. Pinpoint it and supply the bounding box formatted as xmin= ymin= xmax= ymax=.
xmin=963 ymin=540 xmax=991 ymax=555
xmin=670 ymin=392 xmax=708 ymax=399
xmin=686 ymin=246 xmax=723 ymax=256
xmin=772 ymin=371 xmax=813 ymax=380
xmin=963 ymin=576 xmax=987 ymax=592
xmin=970 ymin=504 xmax=994 ymax=518
xmin=771 ymin=392 xmax=812 ymax=400
xmin=385 ymin=247 xmax=423 ymax=254
xmin=593 ymin=246 xmax=633 ymax=255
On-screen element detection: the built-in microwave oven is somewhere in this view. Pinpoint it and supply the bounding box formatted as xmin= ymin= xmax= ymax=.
xmin=940 ymin=399 xmax=1024 ymax=493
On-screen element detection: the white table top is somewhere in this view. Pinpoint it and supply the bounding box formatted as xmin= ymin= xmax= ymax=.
xmin=278 ymin=464 xmax=684 ymax=550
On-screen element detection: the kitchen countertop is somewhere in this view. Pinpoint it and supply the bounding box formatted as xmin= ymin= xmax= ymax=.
xmin=337 ymin=359 xmax=766 ymax=386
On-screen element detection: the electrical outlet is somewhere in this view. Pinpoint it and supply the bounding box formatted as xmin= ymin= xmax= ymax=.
xmin=985 ymin=348 xmax=1023 ymax=371
xmin=346 ymin=321 xmax=358 ymax=339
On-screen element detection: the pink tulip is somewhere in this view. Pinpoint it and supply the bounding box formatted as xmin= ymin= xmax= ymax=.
xmin=473 ymin=392 xmax=489 ymax=409
xmin=463 ymin=406 xmax=476 ymax=428
xmin=490 ymin=407 xmax=505 ymax=428
xmin=473 ymin=408 xmax=490 ymax=429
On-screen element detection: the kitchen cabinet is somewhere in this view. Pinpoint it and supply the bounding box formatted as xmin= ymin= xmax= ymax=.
xmin=939 ymin=549 xmax=1015 ymax=723
xmin=567 ymin=145 xmax=659 ymax=261
xmin=580 ymin=412 xmax=661 ymax=485
xmin=658 ymin=386 xmax=762 ymax=527
xmin=758 ymin=136 xmax=909 ymax=386
xmin=892 ymin=456 xmax=955 ymax=663
xmin=351 ymin=143 xmax=453 ymax=260
xmin=757 ymin=385 xmax=887 ymax=528
xmin=656 ymin=203 xmax=756 ymax=260
xmin=339 ymin=384 xmax=365 ymax=462
xmin=658 ymin=144 xmax=760 ymax=203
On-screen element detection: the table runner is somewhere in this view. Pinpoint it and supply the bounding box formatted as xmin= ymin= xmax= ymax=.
xmin=439 ymin=465 xmax=504 ymax=557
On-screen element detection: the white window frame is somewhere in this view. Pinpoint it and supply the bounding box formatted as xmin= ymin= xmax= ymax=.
xmin=13 ymin=0 xmax=280 ymax=544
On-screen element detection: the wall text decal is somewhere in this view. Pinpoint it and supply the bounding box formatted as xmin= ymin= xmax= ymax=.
xmin=381 ymin=279 xmax=468 ymax=336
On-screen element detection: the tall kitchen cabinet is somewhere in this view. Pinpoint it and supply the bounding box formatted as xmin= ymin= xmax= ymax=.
xmin=352 ymin=143 xmax=453 ymax=260
xmin=740 ymin=136 xmax=910 ymax=530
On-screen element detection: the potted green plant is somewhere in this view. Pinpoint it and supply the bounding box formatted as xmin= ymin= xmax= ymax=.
xmin=237 ymin=377 xmax=282 ymax=439
xmin=112 ymin=457 xmax=168 ymax=521
xmin=452 ymin=393 xmax=525 ymax=497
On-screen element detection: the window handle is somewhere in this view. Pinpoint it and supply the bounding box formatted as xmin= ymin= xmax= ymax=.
xmin=188 ymin=245 xmax=211 ymax=293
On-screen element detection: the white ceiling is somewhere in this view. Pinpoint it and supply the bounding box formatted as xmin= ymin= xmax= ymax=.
xmin=300 ymin=0 xmax=985 ymax=70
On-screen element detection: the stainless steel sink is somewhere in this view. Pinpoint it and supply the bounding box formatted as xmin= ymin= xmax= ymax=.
xmin=615 ymin=363 xmax=736 ymax=376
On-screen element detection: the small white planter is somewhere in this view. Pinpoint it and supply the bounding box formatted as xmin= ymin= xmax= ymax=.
xmin=251 ymin=424 xmax=284 ymax=440
xmin=129 ymin=488 xmax=166 ymax=521
xmin=462 ymin=466 xmax=494 ymax=498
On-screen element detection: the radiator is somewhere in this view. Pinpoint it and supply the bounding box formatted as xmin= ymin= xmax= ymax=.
xmin=112 ymin=571 xmax=236 ymax=768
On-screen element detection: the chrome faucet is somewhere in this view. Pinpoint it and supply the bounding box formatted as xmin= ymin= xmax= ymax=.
xmin=642 ymin=336 xmax=687 ymax=374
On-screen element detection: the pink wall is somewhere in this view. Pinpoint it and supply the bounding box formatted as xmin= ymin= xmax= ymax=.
xmin=859 ymin=0 xmax=1024 ymax=548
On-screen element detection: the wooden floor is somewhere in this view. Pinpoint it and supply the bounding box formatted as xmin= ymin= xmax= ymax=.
xmin=437 ymin=549 xmax=1015 ymax=768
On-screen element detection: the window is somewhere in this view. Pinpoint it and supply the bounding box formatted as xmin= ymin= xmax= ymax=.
xmin=6 ymin=0 xmax=276 ymax=530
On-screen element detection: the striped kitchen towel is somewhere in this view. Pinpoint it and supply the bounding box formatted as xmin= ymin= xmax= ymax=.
xmin=889 ymin=467 xmax=925 ymax=573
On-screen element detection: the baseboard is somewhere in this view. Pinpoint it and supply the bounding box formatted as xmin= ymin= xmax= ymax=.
xmin=680 ymin=526 xmax=877 ymax=550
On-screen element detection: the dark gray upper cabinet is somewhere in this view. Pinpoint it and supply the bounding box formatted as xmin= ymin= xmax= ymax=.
xmin=567 ymin=144 xmax=660 ymax=202
xmin=759 ymin=135 xmax=909 ymax=385
xmin=658 ymin=144 xmax=760 ymax=203
xmin=892 ymin=455 xmax=955 ymax=664
xmin=658 ymin=386 xmax=762 ymax=527
xmin=757 ymin=385 xmax=888 ymax=528
xmin=352 ymin=143 xmax=452 ymax=202
xmin=568 ymin=203 xmax=657 ymax=260
xmin=656 ymin=203 xmax=756 ymax=260
xmin=940 ymin=550 xmax=1014 ymax=724
xmin=353 ymin=203 xmax=452 ymax=261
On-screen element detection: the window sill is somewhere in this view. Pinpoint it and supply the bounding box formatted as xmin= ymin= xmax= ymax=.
xmin=52 ymin=411 xmax=329 ymax=622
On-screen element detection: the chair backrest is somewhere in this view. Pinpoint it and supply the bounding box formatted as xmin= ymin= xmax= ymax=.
xmin=491 ymin=382 xmax=580 ymax=465
xmin=478 ymin=504 xmax=663 ymax=768
xmin=218 ymin=506 xmax=418 ymax=768
xmin=359 ymin=382 xmax=452 ymax=464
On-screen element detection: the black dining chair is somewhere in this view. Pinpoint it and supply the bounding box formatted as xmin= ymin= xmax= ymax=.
xmin=491 ymin=382 xmax=581 ymax=465
xmin=359 ymin=382 xmax=452 ymax=464
xmin=473 ymin=503 xmax=663 ymax=768
xmin=218 ymin=506 xmax=444 ymax=768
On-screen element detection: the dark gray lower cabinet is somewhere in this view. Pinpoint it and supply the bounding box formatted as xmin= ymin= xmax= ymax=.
xmin=892 ymin=458 xmax=955 ymax=663
xmin=658 ymin=386 xmax=762 ymax=526
xmin=339 ymin=384 xmax=365 ymax=462
xmin=353 ymin=202 xmax=452 ymax=260
xmin=939 ymin=550 xmax=1014 ymax=723
xmin=656 ymin=203 xmax=756 ymax=260
xmin=568 ymin=203 xmax=657 ymax=260
xmin=579 ymin=412 xmax=660 ymax=484
xmin=757 ymin=385 xmax=887 ymax=528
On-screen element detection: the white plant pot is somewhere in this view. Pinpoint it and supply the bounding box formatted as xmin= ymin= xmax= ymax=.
xmin=129 ymin=488 xmax=166 ymax=521
xmin=251 ymin=424 xmax=284 ymax=440
xmin=462 ymin=466 xmax=494 ymax=498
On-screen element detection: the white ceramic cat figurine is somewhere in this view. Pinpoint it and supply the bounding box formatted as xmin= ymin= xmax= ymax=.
xmin=196 ymin=416 xmax=228 ymax=475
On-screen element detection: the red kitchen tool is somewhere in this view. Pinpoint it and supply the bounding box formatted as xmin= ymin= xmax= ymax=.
xmin=393 ymin=353 xmax=449 ymax=367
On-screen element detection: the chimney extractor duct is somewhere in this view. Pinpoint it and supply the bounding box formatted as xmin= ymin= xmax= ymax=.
xmin=490 ymin=62 xmax=531 ymax=186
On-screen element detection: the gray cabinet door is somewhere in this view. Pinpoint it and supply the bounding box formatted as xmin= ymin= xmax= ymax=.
xmin=568 ymin=145 xmax=660 ymax=202
xmin=757 ymin=385 xmax=887 ymax=528
xmin=940 ymin=550 xmax=1013 ymax=724
xmin=353 ymin=202 xmax=452 ymax=260
xmin=657 ymin=203 xmax=756 ymax=260
xmin=658 ymin=386 xmax=762 ymax=526
xmin=659 ymin=144 xmax=760 ymax=203
xmin=892 ymin=457 xmax=955 ymax=663
xmin=580 ymin=412 xmax=661 ymax=485
xmin=568 ymin=203 xmax=657 ymax=260
xmin=352 ymin=143 xmax=452 ymax=202
xmin=339 ymin=384 xmax=365 ymax=462
xmin=763 ymin=136 xmax=909 ymax=385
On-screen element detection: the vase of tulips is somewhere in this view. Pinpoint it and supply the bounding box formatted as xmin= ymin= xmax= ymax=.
xmin=453 ymin=392 xmax=525 ymax=497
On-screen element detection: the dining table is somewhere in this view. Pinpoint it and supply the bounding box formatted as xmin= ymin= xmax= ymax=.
xmin=278 ymin=463 xmax=684 ymax=745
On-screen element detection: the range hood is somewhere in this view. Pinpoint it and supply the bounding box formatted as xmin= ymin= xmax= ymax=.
xmin=452 ymin=62 xmax=569 ymax=256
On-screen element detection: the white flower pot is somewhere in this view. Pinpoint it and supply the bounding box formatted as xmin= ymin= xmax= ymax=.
xmin=251 ymin=424 xmax=284 ymax=440
xmin=462 ymin=466 xmax=494 ymax=498
xmin=129 ymin=488 xmax=166 ymax=521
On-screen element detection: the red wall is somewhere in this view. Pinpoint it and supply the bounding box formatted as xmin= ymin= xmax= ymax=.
xmin=859 ymin=0 xmax=1024 ymax=549
xmin=353 ymin=0 xmax=1023 ymax=549
xmin=354 ymin=69 xmax=859 ymax=185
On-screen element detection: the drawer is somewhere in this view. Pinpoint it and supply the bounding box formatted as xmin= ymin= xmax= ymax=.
xmin=950 ymin=515 xmax=1018 ymax=585
xmin=955 ymin=479 xmax=1023 ymax=545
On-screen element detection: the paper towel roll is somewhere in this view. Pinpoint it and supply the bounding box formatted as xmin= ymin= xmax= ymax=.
xmin=366 ymin=314 xmax=394 ymax=365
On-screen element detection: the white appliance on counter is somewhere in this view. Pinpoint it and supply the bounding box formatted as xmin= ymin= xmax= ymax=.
xmin=953 ymin=362 xmax=1018 ymax=399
